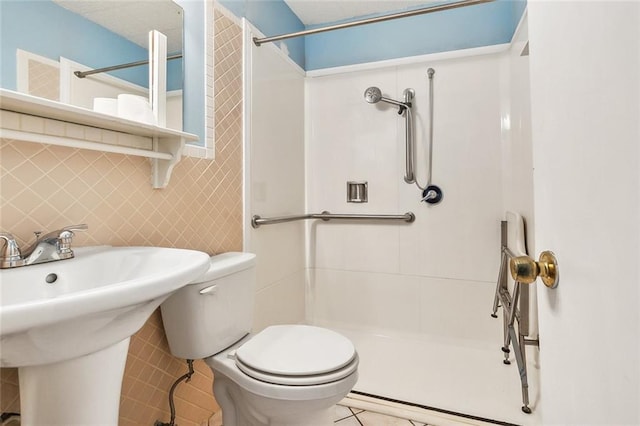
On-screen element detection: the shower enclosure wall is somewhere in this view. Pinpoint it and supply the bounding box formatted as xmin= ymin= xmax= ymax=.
xmin=244 ymin=16 xmax=537 ymax=426
xmin=243 ymin=20 xmax=307 ymax=333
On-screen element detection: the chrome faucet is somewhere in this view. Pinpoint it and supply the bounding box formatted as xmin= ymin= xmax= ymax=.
xmin=0 ymin=224 xmax=88 ymax=268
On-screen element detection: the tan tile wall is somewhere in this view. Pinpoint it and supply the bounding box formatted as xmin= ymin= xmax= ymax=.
xmin=28 ymin=60 xmax=60 ymax=101
xmin=0 ymin=9 xmax=243 ymax=426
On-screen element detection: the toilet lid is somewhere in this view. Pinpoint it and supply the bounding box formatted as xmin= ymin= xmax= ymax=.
xmin=235 ymin=325 xmax=357 ymax=379
xmin=235 ymin=353 xmax=358 ymax=386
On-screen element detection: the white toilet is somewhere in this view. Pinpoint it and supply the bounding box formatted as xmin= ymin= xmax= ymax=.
xmin=160 ymin=252 xmax=358 ymax=426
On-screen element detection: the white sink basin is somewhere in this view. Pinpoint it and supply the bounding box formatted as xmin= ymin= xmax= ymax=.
xmin=0 ymin=245 xmax=210 ymax=425
xmin=1 ymin=245 xmax=210 ymax=366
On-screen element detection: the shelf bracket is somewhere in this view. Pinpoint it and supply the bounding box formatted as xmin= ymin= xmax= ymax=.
xmin=151 ymin=136 xmax=186 ymax=189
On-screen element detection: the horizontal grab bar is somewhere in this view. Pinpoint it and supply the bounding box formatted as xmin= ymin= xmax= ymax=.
xmin=251 ymin=211 xmax=415 ymax=228
xmin=311 ymin=212 xmax=415 ymax=222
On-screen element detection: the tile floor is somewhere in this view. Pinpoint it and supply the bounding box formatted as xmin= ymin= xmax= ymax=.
xmin=334 ymin=405 xmax=428 ymax=425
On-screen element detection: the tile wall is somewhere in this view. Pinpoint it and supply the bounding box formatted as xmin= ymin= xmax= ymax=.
xmin=0 ymin=8 xmax=243 ymax=426
xmin=306 ymin=54 xmax=505 ymax=332
xmin=26 ymin=60 xmax=59 ymax=101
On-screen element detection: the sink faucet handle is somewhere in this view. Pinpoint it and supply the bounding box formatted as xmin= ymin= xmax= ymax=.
xmin=62 ymin=224 xmax=89 ymax=232
xmin=0 ymin=232 xmax=24 ymax=268
xmin=58 ymin=224 xmax=88 ymax=257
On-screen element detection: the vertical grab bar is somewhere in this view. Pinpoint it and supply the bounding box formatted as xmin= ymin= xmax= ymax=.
xmin=403 ymin=89 xmax=416 ymax=184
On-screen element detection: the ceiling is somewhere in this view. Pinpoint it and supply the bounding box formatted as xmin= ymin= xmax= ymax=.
xmin=53 ymin=0 xmax=183 ymax=53
xmin=54 ymin=0 xmax=445 ymax=51
xmin=283 ymin=0 xmax=440 ymax=26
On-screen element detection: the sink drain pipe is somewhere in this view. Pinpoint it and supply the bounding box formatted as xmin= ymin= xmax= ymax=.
xmin=154 ymin=359 xmax=195 ymax=426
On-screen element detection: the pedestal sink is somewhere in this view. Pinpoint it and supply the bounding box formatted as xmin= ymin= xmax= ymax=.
xmin=0 ymin=246 xmax=210 ymax=425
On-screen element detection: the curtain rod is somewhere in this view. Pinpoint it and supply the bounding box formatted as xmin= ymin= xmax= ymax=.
xmin=73 ymin=54 xmax=183 ymax=79
xmin=253 ymin=0 xmax=495 ymax=46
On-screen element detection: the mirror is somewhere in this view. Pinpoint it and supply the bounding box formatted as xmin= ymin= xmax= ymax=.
xmin=0 ymin=0 xmax=184 ymax=131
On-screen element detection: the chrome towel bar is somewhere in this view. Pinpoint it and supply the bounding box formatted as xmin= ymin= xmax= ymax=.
xmin=251 ymin=211 xmax=415 ymax=228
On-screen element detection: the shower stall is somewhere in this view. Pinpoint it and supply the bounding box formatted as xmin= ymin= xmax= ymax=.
xmin=243 ymin=12 xmax=538 ymax=426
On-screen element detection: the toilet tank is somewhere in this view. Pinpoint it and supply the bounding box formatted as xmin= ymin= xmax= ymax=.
xmin=161 ymin=252 xmax=256 ymax=360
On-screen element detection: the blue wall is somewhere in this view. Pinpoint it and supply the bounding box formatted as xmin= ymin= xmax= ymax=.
xmin=219 ymin=0 xmax=306 ymax=68
xmin=219 ymin=0 xmax=525 ymax=71
xmin=305 ymin=0 xmax=526 ymax=70
xmin=0 ymin=1 xmax=182 ymax=91
xmin=174 ymin=0 xmax=204 ymax=144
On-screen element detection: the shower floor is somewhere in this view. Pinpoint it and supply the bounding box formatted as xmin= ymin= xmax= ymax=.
xmin=326 ymin=325 xmax=541 ymax=426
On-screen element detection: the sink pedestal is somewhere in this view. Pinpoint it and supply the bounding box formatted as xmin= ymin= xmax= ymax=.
xmin=19 ymin=338 xmax=130 ymax=426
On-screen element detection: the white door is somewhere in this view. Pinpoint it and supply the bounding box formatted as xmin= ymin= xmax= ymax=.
xmin=527 ymin=1 xmax=639 ymax=424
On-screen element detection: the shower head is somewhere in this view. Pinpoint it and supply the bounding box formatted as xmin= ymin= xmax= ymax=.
xmin=364 ymin=87 xmax=382 ymax=104
xmin=364 ymin=86 xmax=411 ymax=114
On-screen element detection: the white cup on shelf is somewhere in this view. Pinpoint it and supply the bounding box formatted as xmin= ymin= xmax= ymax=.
xmin=117 ymin=94 xmax=156 ymax=125
xmin=92 ymin=97 xmax=118 ymax=116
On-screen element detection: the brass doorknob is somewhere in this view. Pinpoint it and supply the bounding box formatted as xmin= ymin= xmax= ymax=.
xmin=509 ymin=251 xmax=559 ymax=288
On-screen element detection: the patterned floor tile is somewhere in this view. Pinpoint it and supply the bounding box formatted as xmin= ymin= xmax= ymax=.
xmin=356 ymin=411 xmax=415 ymax=425
xmin=336 ymin=416 xmax=363 ymax=425
xmin=334 ymin=405 xmax=356 ymax=422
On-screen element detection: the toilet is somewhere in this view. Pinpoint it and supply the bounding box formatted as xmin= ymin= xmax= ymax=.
xmin=160 ymin=252 xmax=358 ymax=426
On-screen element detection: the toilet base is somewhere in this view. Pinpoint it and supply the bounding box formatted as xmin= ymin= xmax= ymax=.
xmin=213 ymin=372 xmax=354 ymax=426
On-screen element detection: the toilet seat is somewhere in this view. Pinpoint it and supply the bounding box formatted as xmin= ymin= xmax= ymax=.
xmin=235 ymin=354 xmax=358 ymax=386
xmin=234 ymin=325 xmax=358 ymax=386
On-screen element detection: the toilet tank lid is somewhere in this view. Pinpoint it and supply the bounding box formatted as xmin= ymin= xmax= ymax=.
xmin=190 ymin=252 xmax=256 ymax=284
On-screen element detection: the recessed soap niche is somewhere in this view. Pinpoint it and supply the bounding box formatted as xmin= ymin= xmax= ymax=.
xmin=347 ymin=181 xmax=368 ymax=203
